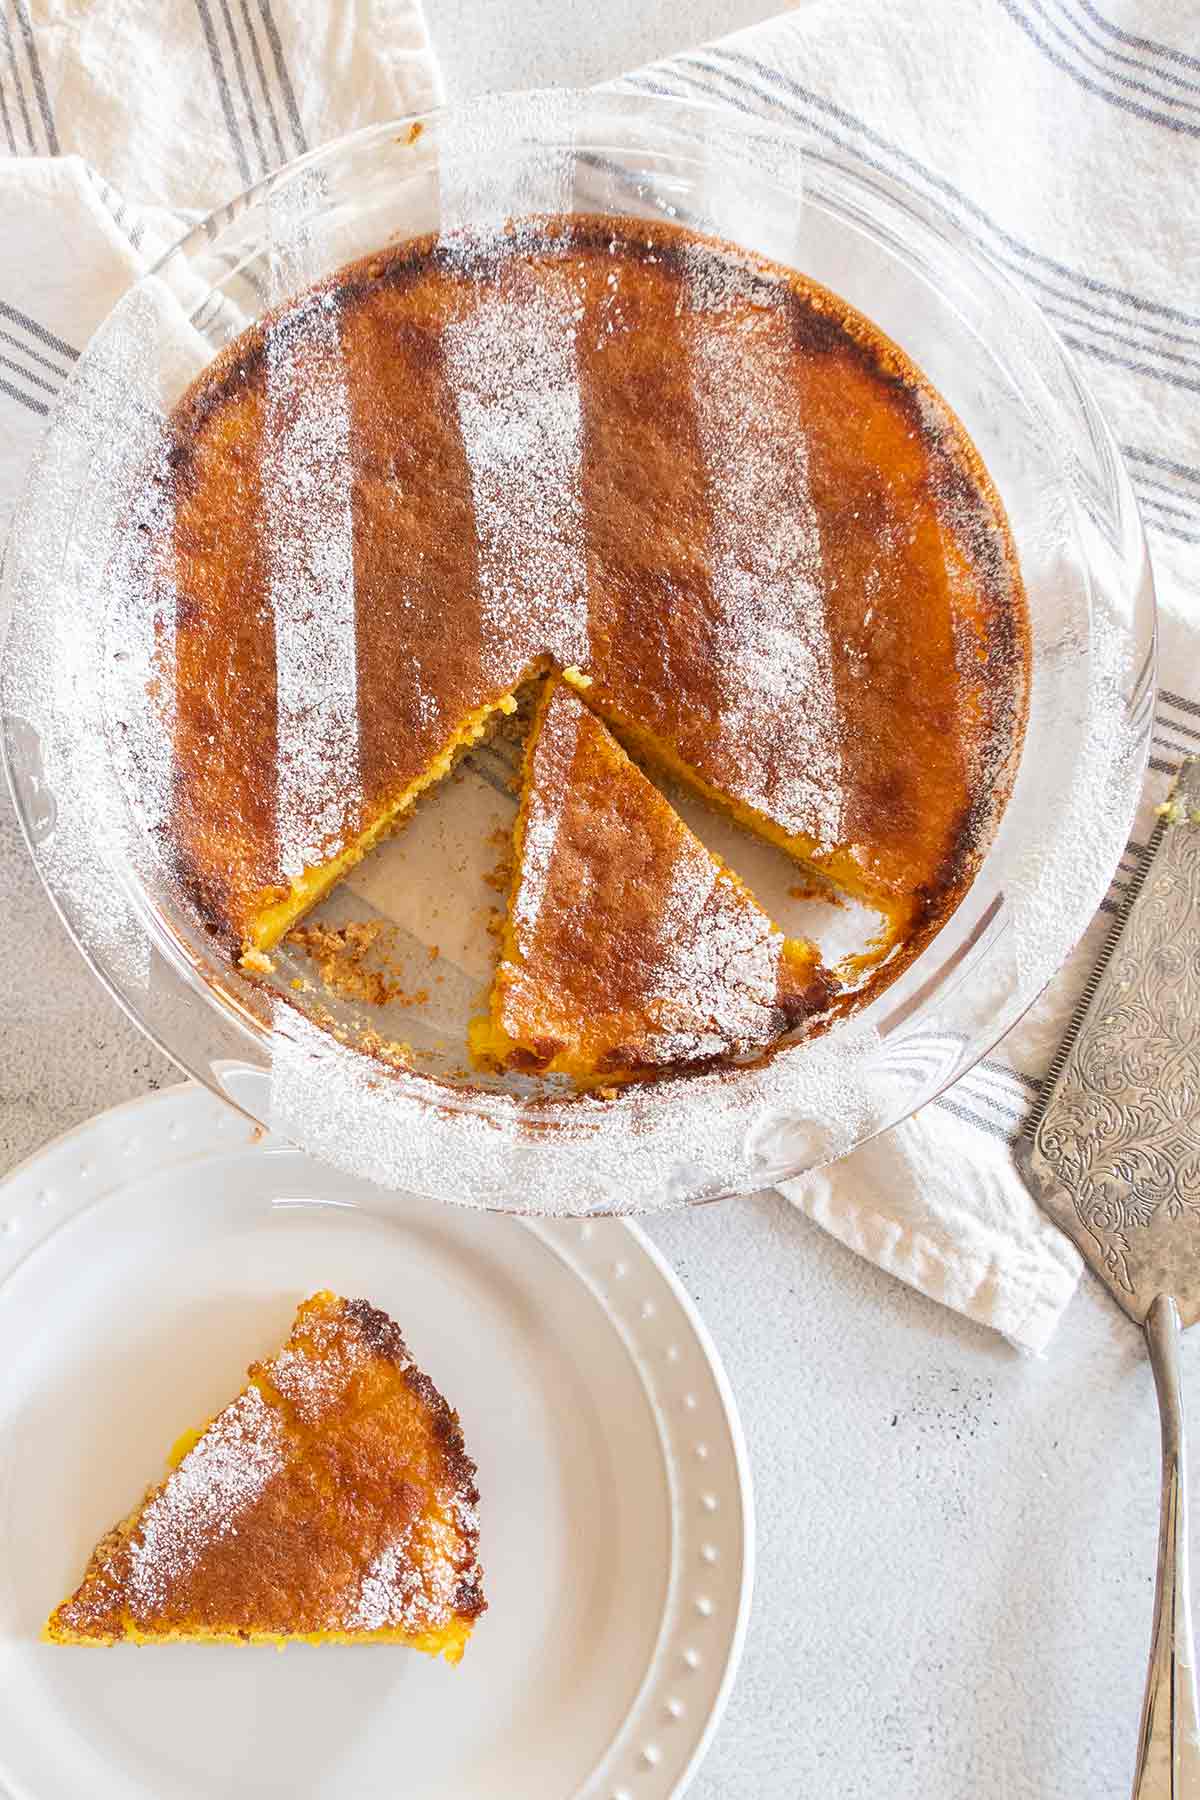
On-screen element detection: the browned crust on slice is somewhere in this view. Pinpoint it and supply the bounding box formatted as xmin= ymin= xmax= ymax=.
xmin=45 ymin=1292 xmax=485 ymax=1656
xmin=474 ymin=680 xmax=834 ymax=1080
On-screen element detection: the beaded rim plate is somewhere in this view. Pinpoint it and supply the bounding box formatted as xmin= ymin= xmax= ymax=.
xmin=0 ymin=1085 xmax=752 ymax=1800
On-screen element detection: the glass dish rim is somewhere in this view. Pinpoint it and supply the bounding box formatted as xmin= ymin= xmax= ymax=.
xmin=0 ymin=85 xmax=1157 ymax=1214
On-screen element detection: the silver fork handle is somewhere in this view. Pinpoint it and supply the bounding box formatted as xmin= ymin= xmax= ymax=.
xmin=1134 ymin=1294 xmax=1200 ymax=1799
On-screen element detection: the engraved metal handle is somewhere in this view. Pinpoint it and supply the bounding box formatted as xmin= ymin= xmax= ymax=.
xmin=1133 ymin=1295 xmax=1200 ymax=1799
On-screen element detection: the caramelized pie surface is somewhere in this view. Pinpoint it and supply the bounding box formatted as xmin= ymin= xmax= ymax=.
xmin=474 ymin=682 xmax=831 ymax=1080
xmin=137 ymin=214 xmax=1026 ymax=1006
xmin=45 ymin=1292 xmax=485 ymax=1657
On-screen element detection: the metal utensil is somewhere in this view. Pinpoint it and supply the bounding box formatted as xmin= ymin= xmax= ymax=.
xmin=1018 ymin=756 xmax=1200 ymax=1799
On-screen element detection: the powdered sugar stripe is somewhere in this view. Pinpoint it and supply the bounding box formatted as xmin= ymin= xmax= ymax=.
xmin=105 ymin=430 xmax=179 ymax=847
xmin=682 ymin=254 xmax=841 ymax=843
xmin=435 ymin=94 xmax=589 ymax=669
xmin=346 ymin=1536 xmax=421 ymax=1631
xmin=511 ymin=694 xmax=576 ymax=941
xmin=436 ymin=88 xmax=577 ymax=239
xmin=345 ymin=1528 xmax=469 ymax=1634
xmin=128 ymin=1384 xmax=285 ymax=1612
xmin=646 ymin=845 xmax=788 ymax=1063
xmin=263 ymin=287 xmax=361 ymax=880
xmin=442 ymin=263 xmax=590 ymax=672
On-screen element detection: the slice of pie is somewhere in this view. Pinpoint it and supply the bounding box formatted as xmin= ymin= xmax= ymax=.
xmin=471 ymin=681 xmax=833 ymax=1081
xmin=45 ymin=1292 xmax=485 ymax=1658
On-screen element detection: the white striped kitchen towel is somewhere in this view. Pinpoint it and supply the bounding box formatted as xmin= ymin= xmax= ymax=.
xmin=630 ymin=0 xmax=1199 ymax=1352
xmin=0 ymin=0 xmax=443 ymax=539
xmin=1 ymin=0 xmax=1194 ymax=1351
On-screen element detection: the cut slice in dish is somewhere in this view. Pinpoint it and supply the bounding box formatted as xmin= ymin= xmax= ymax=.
xmin=471 ymin=682 xmax=833 ymax=1082
xmin=242 ymin=683 xmax=530 ymax=958
xmin=44 ymin=1291 xmax=485 ymax=1659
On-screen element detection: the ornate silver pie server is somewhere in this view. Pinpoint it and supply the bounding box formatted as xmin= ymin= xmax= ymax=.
xmin=1018 ymin=757 xmax=1200 ymax=1800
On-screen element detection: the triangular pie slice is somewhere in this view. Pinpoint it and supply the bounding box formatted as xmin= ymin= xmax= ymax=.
xmin=471 ymin=681 xmax=833 ymax=1082
xmin=45 ymin=1292 xmax=485 ymax=1659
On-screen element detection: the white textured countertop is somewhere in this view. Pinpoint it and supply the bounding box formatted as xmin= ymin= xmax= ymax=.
xmin=0 ymin=4 xmax=1189 ymax=1795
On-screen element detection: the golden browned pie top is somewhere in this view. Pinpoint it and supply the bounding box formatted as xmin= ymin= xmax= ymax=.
xmin=477 ymin=681 xmax=831 ymax=1079
xmin=45 ymin=1292 xmax=484 ymax=1656
xmin=133 ymin=211 xmax=1027 ymax=978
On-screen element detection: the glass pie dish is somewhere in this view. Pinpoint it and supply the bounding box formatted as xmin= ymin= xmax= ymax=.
xmin=0 ymin=89 xmax=1154 ymax=1215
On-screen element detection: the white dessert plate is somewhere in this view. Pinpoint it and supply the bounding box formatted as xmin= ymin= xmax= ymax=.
xmin=0 ymin=1085 xmax=751 ymax=1800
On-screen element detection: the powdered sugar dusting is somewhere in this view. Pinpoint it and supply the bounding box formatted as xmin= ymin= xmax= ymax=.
xmin=506 ymin=688 xmax=804 ymax=1066
xmin=643 ymin=842 xmax=792 ymax=1064
xmin=107 ymin=439 xmax=178 ymax=838
xmin=268 ymin=1307 xmax=389 ymax=1426
xmin=442 ymin=261 xmax=590 ymax=673
xmin=343 ymin=1527 xmax=466 ymax=1634
xmin=683 ymin=250 xmax=843 ymax=844
xmin=346 ymin=1536 xmax=420 ymax=1631
xmin=510 ymin=695 xmax=578 ymax=940
xmin=267 ymin=990 xmax=883 ymax=1213
xmin=102 ymin=279 xmax=213 ymax=863
xmin=263 ymin=289 xmax=361 ymax=879
xmin=103 ymin=427 xmax=178 ymax=852
xmin=5 ymin=277 xmax=209 ymax=998
xmin=437 ymin=88 xmax=576 ymax=245
xmin=437 ymin=89 xmax=589 ymax=670
xmin=127 ymin=1384 xmax=285 ymax=1614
